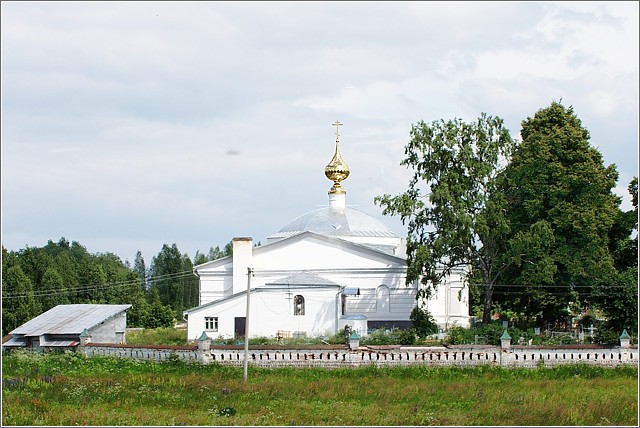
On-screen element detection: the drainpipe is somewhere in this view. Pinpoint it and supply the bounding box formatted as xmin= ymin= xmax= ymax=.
xmin=445 ymin=280 xmax=450 ymax=330
xmin=336 ymin=286 xmax=346 ymax=334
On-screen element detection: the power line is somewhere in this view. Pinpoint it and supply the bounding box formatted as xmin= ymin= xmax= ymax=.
xmin=470 ymin=284 xmax=631 ymax=289
xmin=2 ymin=270 xmax=197 ymax=299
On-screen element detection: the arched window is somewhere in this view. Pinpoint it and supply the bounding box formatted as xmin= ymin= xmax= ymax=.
xmin=294 ymin=295 xmax=305 ymax=316
xmin=377 ymin=285 xmax=390 ymax=313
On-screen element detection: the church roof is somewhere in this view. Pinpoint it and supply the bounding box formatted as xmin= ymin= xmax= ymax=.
xmin=265 ymin=271 xmax=341 ymax=287
xmin=267 ymin=206 xmax=398 ymax=240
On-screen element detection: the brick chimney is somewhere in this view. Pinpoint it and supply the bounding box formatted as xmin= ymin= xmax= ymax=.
xmin=232 ymin=237 xmax=253 ymax=295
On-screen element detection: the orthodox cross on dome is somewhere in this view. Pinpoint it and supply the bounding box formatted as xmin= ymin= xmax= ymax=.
xmin=332 ymin=120 xmax=343 ymax=142
xmin=325 ymin=120 xmax=350 ymax=196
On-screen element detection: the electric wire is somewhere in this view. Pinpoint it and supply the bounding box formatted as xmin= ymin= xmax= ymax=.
xmin=2 ymin=270 xmax=198 ymax=299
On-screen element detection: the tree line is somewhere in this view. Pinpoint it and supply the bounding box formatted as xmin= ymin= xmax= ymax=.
xmin=1 ymin=239 xmax=232 ymax=336
xmin=376 ymin=101 xmax=638 ymax=340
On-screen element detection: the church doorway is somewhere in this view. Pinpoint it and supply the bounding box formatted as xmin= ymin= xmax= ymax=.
xmin=234 ymin=317 xmax=246 ymax=338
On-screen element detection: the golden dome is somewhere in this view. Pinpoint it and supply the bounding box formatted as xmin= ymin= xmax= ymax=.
xmin=325 ymin=120 xmax=350 ymax=195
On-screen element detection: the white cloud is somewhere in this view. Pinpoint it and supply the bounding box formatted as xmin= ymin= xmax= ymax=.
xmin=1 ymin=1 xmax=637 ymax=263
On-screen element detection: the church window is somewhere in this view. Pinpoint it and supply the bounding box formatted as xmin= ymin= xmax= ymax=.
xmin=205 ymin=317 xmax=218 ymax=332
xmin=377 ymin=285 xmax=390 ymax=313
xmin=294 ymin=295 xmax=305 ymax=316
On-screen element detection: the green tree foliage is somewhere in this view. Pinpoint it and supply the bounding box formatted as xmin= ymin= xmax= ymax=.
xmin=194 ymin=241 xmax=234 ymax=266
xmin=592 ymin=267 xmax=638 ymax=335
xmin=143 ymin=287 xmax=176 ymax=328
xmin=410 ymin=305 xmax=439 ymax=338
xmin=500 ymin=102 xmax=623 ymax=328
xmin=2 ymin=265 xmax=40 ymax=335
xmin=40 ymin=267 xmax=68 ymax=312
xmin=608 ymin=177 xmax=638 ymax=272
xmin=133 ymin=250 xmax=147 ymax=290
xmin=592 ymin=177 xmax=638 ymax=335
xmin=193 ymin=250 xmax=208 ymax=266
xmin=1 ymin=238 xmax=156 ymax=332
xmin=126 ymin=292 xmax=152 ymax=328
xmin=375 ymin=113 xmax=525 ymax=324
xmin=53 ymin=252 xmax=80 ymax=293
xmin=16 ymin=246 xmax=54 ymax=290
xmin=148 ymin=243 xmax=199 ymax=317
xmin=2 ymin=238 xmax=233 ymax=334
xmin=208 ymin=242 xmax=233 ymax=261
xmin=82 ymin=263 xmax=108 ymax=303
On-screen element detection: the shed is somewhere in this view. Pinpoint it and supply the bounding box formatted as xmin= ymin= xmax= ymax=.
xmin=3 ymin=304 xmax=131 ymax=351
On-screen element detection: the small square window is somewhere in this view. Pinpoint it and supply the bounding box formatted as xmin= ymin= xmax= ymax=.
xmin=205 ymin=317 xmax=218 ymax=332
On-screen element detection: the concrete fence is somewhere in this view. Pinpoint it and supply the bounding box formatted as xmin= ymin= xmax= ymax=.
xmin=80 ymin=343 xmax=200 ymax=363
xmin=78 ymin=342 xmax=638 ymax=369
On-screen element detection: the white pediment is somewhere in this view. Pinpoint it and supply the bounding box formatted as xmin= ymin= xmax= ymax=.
xmin=195 ymin=231 xmax=406 ymax=275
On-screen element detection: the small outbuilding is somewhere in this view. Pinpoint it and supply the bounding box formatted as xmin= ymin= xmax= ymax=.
xmin=2 ymin=304 xmax=131 ymax=351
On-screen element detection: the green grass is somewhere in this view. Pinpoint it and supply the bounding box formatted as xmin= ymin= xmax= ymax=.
xmin=2 ymin=350 xmax=638 ymax=426
xmin=126 ymin=327 xmax=188 ymax=346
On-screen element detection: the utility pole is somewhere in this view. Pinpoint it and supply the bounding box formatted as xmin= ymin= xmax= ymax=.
xmin=243 ymin=267 xmax=253 ymax=383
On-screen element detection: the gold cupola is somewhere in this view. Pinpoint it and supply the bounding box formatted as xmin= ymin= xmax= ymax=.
xmin=325 ymin=120 xmax=350 ymax=196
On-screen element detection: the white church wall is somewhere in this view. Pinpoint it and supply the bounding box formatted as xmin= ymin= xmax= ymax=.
xmin=389 ymin=287 xmax=417 ymax=314
xmin=196 ymin=234 xmax=410 ymax=310
xmin=252 ymin=236 xmax=404 ymax=272
xmin=345 ymin=290 xmax=377 ymax=313
xmin=186 ymin=295 xmax=245 ymax=340
xmin=197 ymin=273 xmax=233 ymax=306
xmin=342 ymin=283 xmax=417 ymax=323
xmin=190 ymin=233 xmax=468 ymax=338
xmin=187 ymin=287 xmax=341 ymax=340
xmin=424 ymin=268 xmax=470 ymax=330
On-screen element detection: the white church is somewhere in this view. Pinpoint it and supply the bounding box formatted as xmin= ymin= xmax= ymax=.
xmin=183 ymin=122 xmax=469 ymax=341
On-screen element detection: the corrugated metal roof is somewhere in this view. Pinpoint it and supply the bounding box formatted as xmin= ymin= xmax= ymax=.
xmin=10 ymin=304 xmax=131 ymax=336
xmin=2 ymin=337 xmax=27 ymax=347
xmin=41 ymin=340 xmax=80 ymax=347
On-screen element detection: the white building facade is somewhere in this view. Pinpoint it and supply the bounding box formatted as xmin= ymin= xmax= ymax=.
xmin=184 ymin=122 xmax=469 ymax=341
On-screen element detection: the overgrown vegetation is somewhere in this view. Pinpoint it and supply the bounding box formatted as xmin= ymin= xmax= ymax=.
xmin=127 ymin=322 xmax=635 ymax=348
xmin=126 ymin=327 xmax=189 ymax=346
xmin=2 ymin=350 xmax=637 ymax=426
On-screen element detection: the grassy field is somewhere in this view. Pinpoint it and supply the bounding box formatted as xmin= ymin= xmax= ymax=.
xmin=2 ymin=350 xmax=638 ymax=426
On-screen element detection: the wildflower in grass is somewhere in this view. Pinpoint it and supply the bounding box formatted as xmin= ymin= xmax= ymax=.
xmin=218 ymin=407 xmax=236 ymax=417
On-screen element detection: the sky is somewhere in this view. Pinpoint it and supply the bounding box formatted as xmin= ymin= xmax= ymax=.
xmin=2 ymin=1 xmax=638 ymax=266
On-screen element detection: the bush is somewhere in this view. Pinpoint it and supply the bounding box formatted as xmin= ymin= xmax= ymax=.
xmin=444 ymin=326 xmax=471 ymax=345
xmin=442 ymin=323 xmax=539 ymax=346
xmin=327 ymin=328 xmax=347 ymax=345
xmin=362 ymin=329 xmax=395 ymax=346
xmin=410 ymin=306 xmax=439 ymax=338
xmin=127 ymin=327 xmax=186 ymax=346
xmin=248 ymin=336 xmax=271 ymax=345
xmin=594 ymin=326 xmax=623 ymax=346
xmin=143 ymin=302 xmax=175 ymax=329
xmin=396 ymin=328 xmax=417 ymax=345
xmin=544 ymin=333 xmax=577 ymax=345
